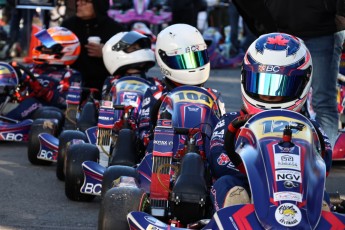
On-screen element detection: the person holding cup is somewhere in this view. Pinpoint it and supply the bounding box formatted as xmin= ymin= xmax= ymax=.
xmin=61 ymin=0 xmax=124 ymax=98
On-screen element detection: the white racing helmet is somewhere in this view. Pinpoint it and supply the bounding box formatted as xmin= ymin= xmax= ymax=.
xmin=102 ymin=31 xmax=155 ymax=75
xmin=241 ymin=33 xmax=312 ymax=114
xmin=155 ymin=24 xmax=210 ymax=86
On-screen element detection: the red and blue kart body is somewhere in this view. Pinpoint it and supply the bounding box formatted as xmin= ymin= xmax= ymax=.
xmin=83 ymin=86 xmax=221 ymax=196
xmin=34 ymin=76 xmax=151 ymax=163
xmin=108 ymin=0 xmax=171 ymax=29
xmin=98 ymin=86 xmax=223 ymax=229
xmin=127 ymin=109 xmax=345 ymax=229
xmin=0 ymin=62 xmax=32 ymax=142
xmin=0 ymin=60 xmax=82 ymax=144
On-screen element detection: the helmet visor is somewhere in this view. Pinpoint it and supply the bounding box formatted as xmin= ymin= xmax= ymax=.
xmin=35 ymin=29 xmax=58 ymax=48
xmin=112 ymin=31 xmax=151 ymax=53
xmin=158 ymin=49 xmax=209 ymax=70
xmin=243 ymin=69 xmax=309 ymax=103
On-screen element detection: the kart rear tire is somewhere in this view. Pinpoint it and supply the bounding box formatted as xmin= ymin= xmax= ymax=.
xmin=65 ymin=143 xmax=99 ymax=202
xmin=101 ymin=165 xmax=138 ymax=199
xmin=32 ymin=107 xmax=64 ymax=135
xmin=27 ymin=118 xmax=59 ymax=165
xmin=98 ymin=186 xmax=147 ymax=230
xmin=56 ymin=130 xmax=88 ymax=181
xmin=109 ymin=129 xmax=138 ymax=167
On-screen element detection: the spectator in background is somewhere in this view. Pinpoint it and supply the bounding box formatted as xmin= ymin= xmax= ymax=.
xmin=167 ymin=0 xmax=207 ymax=27
xmin=61 ymin=0 xmax=124 ymax=98
xmin=227 ymin=0 xmax=256 ymax=58
xmin=7 ymin=0 xmax=36 ymax=57
xmin=232 ymin=0 xmax=345 ymax=148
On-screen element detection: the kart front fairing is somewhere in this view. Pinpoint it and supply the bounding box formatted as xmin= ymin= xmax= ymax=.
xmin=235 ymin=109 xmax=326 ymax=229
xmin=157 ymin=85 xmax=221 ymax=156
xmin=112 ymin=76 xmax=152 ymax=121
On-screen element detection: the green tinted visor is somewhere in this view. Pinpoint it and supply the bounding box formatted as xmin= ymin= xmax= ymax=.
xmin=158 ymin=49 xmax=209 ymax=70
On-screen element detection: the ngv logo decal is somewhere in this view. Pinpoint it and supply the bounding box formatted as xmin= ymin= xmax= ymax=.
xmin=276 ymin=170 xmax=301 ymax=183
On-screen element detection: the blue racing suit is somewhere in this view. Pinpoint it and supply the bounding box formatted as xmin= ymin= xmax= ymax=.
xmin=6 ymin=63 xmax=81 ymax=120
xmin=208 ymin=109 xmax=333 ymax=211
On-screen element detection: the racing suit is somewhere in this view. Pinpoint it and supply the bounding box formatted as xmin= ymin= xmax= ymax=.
xmin=208 ymin=109 xmax=333 ymax=211
xmin=6 ymin=63 xmax=81 ymax=120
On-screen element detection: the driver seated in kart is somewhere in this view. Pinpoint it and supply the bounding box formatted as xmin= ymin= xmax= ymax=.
xmin=5 ymin=26 xmax=82 ymax=121
xmin=208 ymin=32 xmax=333 ymax=212
xmin=101 ymin=30 xmax=162 ymax=100
xmin=138 ymin=23 xmax=226 ymax=154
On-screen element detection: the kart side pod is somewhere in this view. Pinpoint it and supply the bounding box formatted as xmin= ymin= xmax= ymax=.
xmin=171 ymin=152 xmax=208 ymax=225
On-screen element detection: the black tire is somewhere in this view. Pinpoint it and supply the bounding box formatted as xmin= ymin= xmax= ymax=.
xmin=56 ymin=130 xmax=88 ymax=181
xmin=65 ymin=143 xmax=99 ymax=202
xmin=32 ymin=107 xmax=65 ymax=135
xmin=109 ymin=129 xmax=138 ymax=167
xmin=27 ymin=118 xmax=59 ymax=165
xmin=101 ymin=165 xmax=138 ymax=199
xmin=98 ymin=186 xmax=148 ymax=230
xmin=77 ymin=101 xmax=98 ymax=132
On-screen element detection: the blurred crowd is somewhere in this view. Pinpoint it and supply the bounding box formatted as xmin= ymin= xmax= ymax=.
xmin=0 ymin=0 xmax=251 ymax=61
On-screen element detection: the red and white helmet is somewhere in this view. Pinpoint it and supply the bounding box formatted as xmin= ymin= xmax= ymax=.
xmin=32 ymin=26 xmax=80 ymax=65
xmin=241 ymin=33 xmax=312 ymax=114
xmin=155 ymin=24 xmax=210 ymax=86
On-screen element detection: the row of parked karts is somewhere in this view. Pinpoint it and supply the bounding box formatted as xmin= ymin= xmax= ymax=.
xmin=1 ymin=57 xmax=345 ymax=229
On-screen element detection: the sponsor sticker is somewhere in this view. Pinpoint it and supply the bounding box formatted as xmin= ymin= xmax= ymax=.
xmin=274 ymin=153 xmax=301 ymax=170
xmin=275 ymin=203 xmax=302 ymax=227
xmin=276 ymin=170 xmax=301 ymax=183
xmin=273 ymin=192 xmax=302 ymax=202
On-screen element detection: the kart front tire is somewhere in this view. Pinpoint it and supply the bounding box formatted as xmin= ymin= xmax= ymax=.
xmin=27 ymin=118 xmax=59 ymax=165
xmin=32 ymin=107 xmax=64 ymax=135
xmin=98 ymin=186 xmax=147 ymax=230
xmin=56 ymin=130 xmax=88 ymax=181
xmin=101 ymin=165 xmax=138 ymax=199
xmin=65 ymin=143 xmax=99 ymax=202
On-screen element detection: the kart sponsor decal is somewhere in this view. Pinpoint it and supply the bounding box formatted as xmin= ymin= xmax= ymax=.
xmin=21 ymin=102 xmax=41 ymax=118
xmin=116 ymin=79 xmax=149 ymax=94
xmin=273 ymin=192 xmax=302 ymax=202
xmin=274 ymin=153 xmax=301 ymax=170
xmin=247 ymin=116 xmax=312 ymax=142
xmin=276 ymin=170 xmax=301 ymax=183
xmin=275 ymin=203 xmax=302 ymax=227
xmin=171 ymin=90 xmax=213 ymax=108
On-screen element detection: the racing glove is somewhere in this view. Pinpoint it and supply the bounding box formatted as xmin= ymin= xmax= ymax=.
xmin=224 ymin=114 xmax=252 ymax=172
xmin=29 ymin=80 xmax=54 ymax=102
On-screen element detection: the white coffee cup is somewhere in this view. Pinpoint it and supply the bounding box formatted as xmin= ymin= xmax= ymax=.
xmin=88 ymin=36 xmax=101 ymax=44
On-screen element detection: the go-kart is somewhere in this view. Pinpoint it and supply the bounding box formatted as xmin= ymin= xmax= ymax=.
xmin=98 ymin=85 xmax=223 ymax=229
xmin=0 ymin=62 xmax=33 ymax=142
xmin=32 ymin=75 xmax=154 ymax=200
xmin=127 ymin=109 xmax=345 ymax=229
xmin=108 ymin=0 xmax=171 ymax=35
xmin=0 ymin=61 xmax=65 ymax=146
